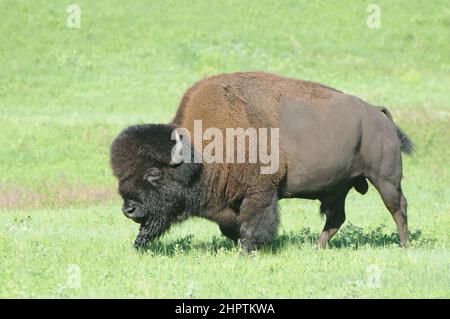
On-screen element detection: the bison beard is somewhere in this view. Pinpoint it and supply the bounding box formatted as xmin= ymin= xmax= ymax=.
xmin=133 ymin=179 xmax=190 ymax=249
xmin=134 ymin=213 xmax=169 ymax=248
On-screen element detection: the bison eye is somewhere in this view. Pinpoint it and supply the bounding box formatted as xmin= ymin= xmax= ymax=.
xmin=144 ymin=167 xmax=162 ymax=186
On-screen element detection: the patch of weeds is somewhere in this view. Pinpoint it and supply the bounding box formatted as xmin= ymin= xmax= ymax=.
xmin=138 ymin=223 xmax=435 ymax=256
xmin=139 ymin=234 xmax=195 ymax=256
xmin=330 ymin=222 xmax=434 ymax=249
xmin=13 ymin=215 xmax=32 ymax=225
xmin=197 ymin=235 xmax=236 ymax=253
xmin=266 ymin=227 xmax=318 ymax=252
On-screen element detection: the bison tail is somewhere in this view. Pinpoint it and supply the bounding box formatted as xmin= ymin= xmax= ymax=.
xmin=380 ymin=107 xmax=415 ymax=156
xmin=396 ymin=126 xmax=415 ymax=155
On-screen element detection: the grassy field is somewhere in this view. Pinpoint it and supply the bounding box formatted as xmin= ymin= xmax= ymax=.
xmin=1 ymin=0 xmax=449 ymax=298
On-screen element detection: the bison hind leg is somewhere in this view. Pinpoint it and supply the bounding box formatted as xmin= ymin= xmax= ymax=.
xmin=370 ymin=178 xmax=409 ymax=247
xmin=318 ymin=190 xmax=349 ymax=248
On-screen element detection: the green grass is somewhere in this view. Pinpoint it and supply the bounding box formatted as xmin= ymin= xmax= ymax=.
xmin=0 ymin=0 xmax=449 ymax=298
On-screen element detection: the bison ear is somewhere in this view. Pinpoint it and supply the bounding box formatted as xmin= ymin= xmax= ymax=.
xmin=144 ymin=167 xmax=162 ymax=186
xmin=169 ymin=162 xmax=202 ymax=187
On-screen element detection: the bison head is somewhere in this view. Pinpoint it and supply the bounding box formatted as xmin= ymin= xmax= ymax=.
xmin=110 ymin=124 xmax=201 ymax=248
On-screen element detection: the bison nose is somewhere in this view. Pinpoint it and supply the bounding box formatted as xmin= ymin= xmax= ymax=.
xmin=122 ymin=200 xmax=146 ymax=223
xmin=122 ymin=204 xmax=136 ymax=216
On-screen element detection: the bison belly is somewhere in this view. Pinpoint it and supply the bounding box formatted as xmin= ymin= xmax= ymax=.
xmin=279 ymin=96 xmax=364 ymax=199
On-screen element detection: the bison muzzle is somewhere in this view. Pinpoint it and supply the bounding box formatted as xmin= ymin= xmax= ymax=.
xmin=110 ymin=72 xmax=414 ymax=251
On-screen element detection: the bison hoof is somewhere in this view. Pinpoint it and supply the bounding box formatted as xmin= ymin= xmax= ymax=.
xmin=238 ymin=238 xmax=260 ymax=255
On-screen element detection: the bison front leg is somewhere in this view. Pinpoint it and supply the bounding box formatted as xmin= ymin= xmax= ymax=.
xmin=216 ymin=208 xmax=241 ymax=243
xmin=219 ymin=224 xmax=240 ymax=243
xmin=238 ymin=193 xmax=279 ymax=253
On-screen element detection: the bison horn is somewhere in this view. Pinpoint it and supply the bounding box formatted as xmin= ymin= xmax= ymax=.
xmin=169 ymin=129 xmax=183 ymax=166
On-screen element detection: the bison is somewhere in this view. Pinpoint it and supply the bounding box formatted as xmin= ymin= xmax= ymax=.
xmin=110 ymin=71 xmax=413 ymax=251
